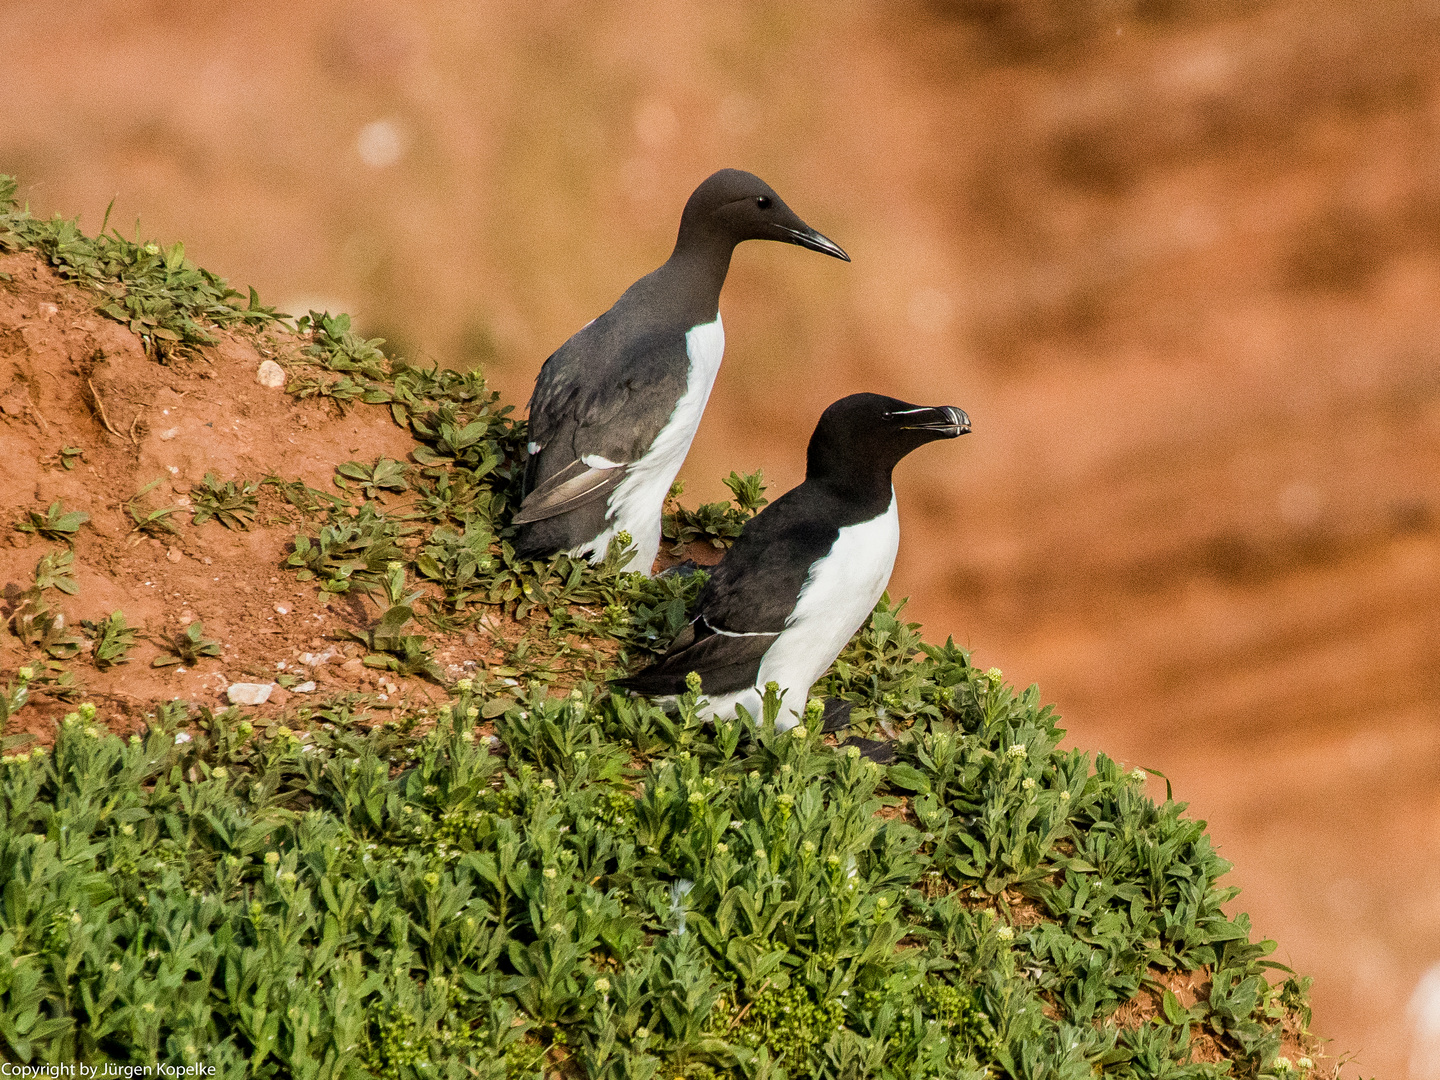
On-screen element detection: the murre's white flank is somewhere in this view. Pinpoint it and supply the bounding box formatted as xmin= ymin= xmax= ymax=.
xmin=701 ymin=491 xmax=899 ymax=727
xmin=572 ymin=315 xmax=724 ymax=570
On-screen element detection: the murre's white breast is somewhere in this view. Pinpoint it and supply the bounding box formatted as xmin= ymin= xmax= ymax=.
xmin=700 ymin=491 xmax=900 ymax=728
xmin=577 ymin=314 xmax=724 ymax=573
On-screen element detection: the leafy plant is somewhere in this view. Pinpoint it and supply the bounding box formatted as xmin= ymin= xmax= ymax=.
xmin=662 ymin=470 xmax=767 ymax=555
xmin=337 ymin=562 xmax=443 ymax=681
xmin=189 ymin=472 xmax=259 ymax=529
xmin=298 ymin=310 xmax=390 ymax=378
xmin=285 ymin=505 xmax=414 ymax=594
xmin=414 ymin=521 xmax=498 ymax=610
xmin=32 ymin=549 xmax=79 ymax=595
xmin=151 ymin=620 xmax=222 ymax=667
xmin=15 ymin=500 xmax=89 ymax=543
xmin=335 ymin=456 xmax=409 ymax=498
xmin=42 ymin=444 xmax=85 ymax=470
xmin=81 ymin=611 xmax=139 ymax=670
xmin=125 ymin=476 xmax=182 ymax=539
xmin=8 ymin=593 xmax=83 ymax=659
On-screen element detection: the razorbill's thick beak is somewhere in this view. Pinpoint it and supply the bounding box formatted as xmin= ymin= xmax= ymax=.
xmin=777 ymin=225 xmax=850 ymax=262
xmin=892 ymin=405 xmax=971 ymax=437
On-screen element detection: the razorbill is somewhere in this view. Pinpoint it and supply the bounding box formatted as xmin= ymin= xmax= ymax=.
xmin=510 ymin=169 xmax=849 ymax=573
xmin=613 ymin=393 xmax=970 ymax=728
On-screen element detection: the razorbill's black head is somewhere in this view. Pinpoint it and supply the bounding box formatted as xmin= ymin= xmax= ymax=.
xmin=806 ymin=393 xmax=971 ymax=503
xmin=674 ymin=169 xmax=850 ymax=261
xmin=512 ymin=169 xmax=850 ymax=574
xmin=614 ymin=392 xmax=970 ymax=729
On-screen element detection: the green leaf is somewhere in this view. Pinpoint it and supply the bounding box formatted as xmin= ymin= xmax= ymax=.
xmin=886 ymin=764 xmax=931 ymax=793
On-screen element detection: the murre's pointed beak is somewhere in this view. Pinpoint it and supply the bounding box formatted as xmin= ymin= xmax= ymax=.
xmin=777 ymin=224 xmax=850 ymax=262
xmin=892 ymin=405 xmax=971 ymax=437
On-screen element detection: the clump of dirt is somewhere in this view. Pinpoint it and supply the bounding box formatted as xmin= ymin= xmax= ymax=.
xmin=0 ymin=248 xmax=486 ymax=739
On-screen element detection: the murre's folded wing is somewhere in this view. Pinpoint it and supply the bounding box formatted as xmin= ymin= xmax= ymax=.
xmin=511 ymin=456 xmax=627 ymax=525
xmin=612 ymin=617 xmax=779 ymax=697
xmin=519 ymin=323 xmax=691 ymax=526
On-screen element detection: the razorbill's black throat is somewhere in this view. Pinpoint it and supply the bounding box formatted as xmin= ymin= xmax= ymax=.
xmin=511 ymin=169 xmax=849 ymax=572
xmin=614 ymin=393 xmax=971 ymax=728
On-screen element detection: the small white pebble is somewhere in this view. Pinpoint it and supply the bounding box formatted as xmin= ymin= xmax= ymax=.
xmin=274 ymin=605 xmax=288 ymax=615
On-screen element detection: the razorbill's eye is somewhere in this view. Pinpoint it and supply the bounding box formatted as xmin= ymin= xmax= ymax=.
xmin=755 ymin=196 xmax=772 ymax=210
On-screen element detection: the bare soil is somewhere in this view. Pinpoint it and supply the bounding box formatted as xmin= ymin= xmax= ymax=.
xmin=0 ymin=250 xmax=458 ymax=738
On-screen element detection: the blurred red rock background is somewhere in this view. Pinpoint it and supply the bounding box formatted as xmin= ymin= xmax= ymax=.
xmin=5 ymin=0 xmax=1440 ymax=1073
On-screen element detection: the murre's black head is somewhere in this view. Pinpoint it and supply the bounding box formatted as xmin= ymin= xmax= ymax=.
xmin=806 ymin=392 xmax=970 ymax=499
xmin=675 ymin=169 xmax=849 ymax=261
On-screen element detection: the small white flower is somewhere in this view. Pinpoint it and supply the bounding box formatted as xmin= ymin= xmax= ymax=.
xmin=996 ymin=925 xmax=1015 ymax=941
xmin=543 ymin=867 xmax=557 ymax=879
xmin=790 ymin=725 xmax=807 ymax=740
xmin=1059 ymin=790 xmax=1072 ymax=801
xmin=1297 ymin=1058 xmax=1314 ymax=1072
xmin=715 ymin=843 xmax=729 ymax=855
xmin=634 ymin=1026 xmax=649 ymax=1039
xmin=1130 ymin=767 xmax=1147 ymax=783
xmin=264 ymin=851 xmax=280 ymax=865
xmin=595 ymin=977 xmax=611 ymax=993
xmin=1006 ymin=745 xmax=1027 ymax=760
xmin=1021 ymin=777 xmax=1036 ymax=791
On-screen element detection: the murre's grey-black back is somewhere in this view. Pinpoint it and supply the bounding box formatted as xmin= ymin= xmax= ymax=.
xmin=614 ymin=393 xmax=971 ymax=727
xmin=512 ymin=169 xmax=849 ymax=574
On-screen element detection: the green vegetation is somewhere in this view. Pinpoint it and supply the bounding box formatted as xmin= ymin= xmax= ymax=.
xmin=0 ymin=175 xmax=1325 ymax=1077
xmin=663 ymin=471 xmax=769 ymax=556
xmin=8 ymin=553 xmax=84 ymax=662
xmin=150 ymin=621 xmax=223 ymax=668
xmin=190 ymin=473 xmax=260 ymax=531
xmin=81 ymin=611 xmax=139 ymax=671
xmin=126 ymin=477 xmax=184 ymax=540
xmin=15 ymin=500 xmax=90 ymax=544
xmin=0 ymin=636 xmax=1316 ymax=1078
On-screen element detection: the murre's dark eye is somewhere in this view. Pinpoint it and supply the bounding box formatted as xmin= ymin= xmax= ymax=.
xmin=755 ymin=196 xmax=772 ymax=210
